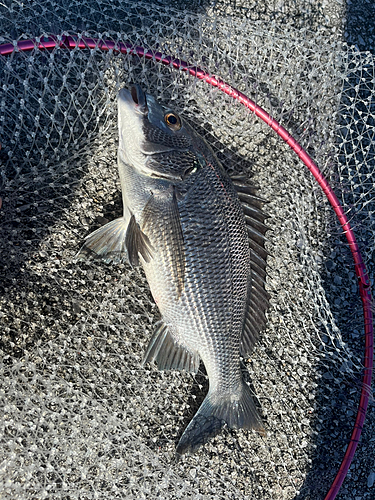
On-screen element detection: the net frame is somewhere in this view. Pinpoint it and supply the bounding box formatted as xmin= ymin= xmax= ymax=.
xmin=0 ymin=32 xmax=373 ymax=500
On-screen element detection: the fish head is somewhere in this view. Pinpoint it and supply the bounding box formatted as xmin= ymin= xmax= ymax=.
xmin=118 ymin=85 xmax=201 ymax=182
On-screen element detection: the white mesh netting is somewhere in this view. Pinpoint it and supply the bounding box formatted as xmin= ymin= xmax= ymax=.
xmin=0 ymin=1 xmax=374 ymax=499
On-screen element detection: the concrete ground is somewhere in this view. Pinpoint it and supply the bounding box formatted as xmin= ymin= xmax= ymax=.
xmin=0 ymin=2 xmax=374 ymax=500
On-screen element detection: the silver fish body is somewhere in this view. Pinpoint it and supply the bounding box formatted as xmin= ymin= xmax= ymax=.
xmin=79 ymin=85 xmax=269 ymax=453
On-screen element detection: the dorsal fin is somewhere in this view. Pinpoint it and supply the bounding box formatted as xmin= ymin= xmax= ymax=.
xmin=232 ymin=176 xmax=270 ymax=356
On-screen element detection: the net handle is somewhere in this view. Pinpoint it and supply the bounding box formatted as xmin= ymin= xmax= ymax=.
xmin=0 ymin=34 xmax=373 ymax=500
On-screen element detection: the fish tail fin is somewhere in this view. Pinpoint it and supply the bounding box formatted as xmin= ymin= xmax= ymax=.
xmin=176 ymin=380 xmax=262 ymax=455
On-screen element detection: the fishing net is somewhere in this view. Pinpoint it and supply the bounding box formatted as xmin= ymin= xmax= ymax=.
xmin=0 ymin=1 xmax=373 ymax=499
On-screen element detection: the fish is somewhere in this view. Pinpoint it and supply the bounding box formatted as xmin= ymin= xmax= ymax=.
xmin=78 ymin=84 xmax=269 ymax=454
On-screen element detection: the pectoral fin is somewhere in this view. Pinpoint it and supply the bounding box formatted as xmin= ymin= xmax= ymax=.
xmin=166 ymin=189 xmax=185 ymax=297
xmin=142 ymin=188 xmax=185 ymax=297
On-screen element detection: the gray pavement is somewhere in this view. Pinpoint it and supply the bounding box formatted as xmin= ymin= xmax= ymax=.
xmin=0 ymin=2 xmax=374 ymax=500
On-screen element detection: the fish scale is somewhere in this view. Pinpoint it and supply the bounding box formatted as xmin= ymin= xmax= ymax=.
xmin=78 ymin=84 xmax=269 ymax=454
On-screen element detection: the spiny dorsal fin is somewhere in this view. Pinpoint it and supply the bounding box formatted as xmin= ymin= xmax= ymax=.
xmin=143 ymin=321 xmax=200 ymax=373
xmin=232 ymin=176 xmax=270 ymax=356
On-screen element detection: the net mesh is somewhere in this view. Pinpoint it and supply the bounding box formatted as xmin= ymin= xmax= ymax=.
xmin=0 ymin=1 xmax=374 ymax=499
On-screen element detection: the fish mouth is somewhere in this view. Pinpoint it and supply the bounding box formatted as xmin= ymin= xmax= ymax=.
xmin=118 ymin=85 xmax=148 ymax=114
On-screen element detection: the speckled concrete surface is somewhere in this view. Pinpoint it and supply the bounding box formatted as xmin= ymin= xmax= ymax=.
xmin=0 ymin=2 xmax=374 ymax=499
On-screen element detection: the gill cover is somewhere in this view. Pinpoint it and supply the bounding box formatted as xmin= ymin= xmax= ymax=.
xmin=118 ymin=85 xmax=203 ymax=181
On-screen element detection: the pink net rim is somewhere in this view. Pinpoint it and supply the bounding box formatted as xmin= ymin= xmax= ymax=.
xmin=0 ymin=34 xmax=373 ymax=500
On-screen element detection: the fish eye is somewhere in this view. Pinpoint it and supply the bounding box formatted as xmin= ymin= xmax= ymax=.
xmin=164 ymin=112 xmax=182 ymax=131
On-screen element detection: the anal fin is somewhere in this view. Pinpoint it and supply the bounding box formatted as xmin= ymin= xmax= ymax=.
xmin=143 ymin=322 xmax=199 ymax=374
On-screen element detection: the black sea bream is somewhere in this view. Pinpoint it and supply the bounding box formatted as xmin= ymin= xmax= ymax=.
xmin=79 ymin=85 xmax=269 ymax=454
